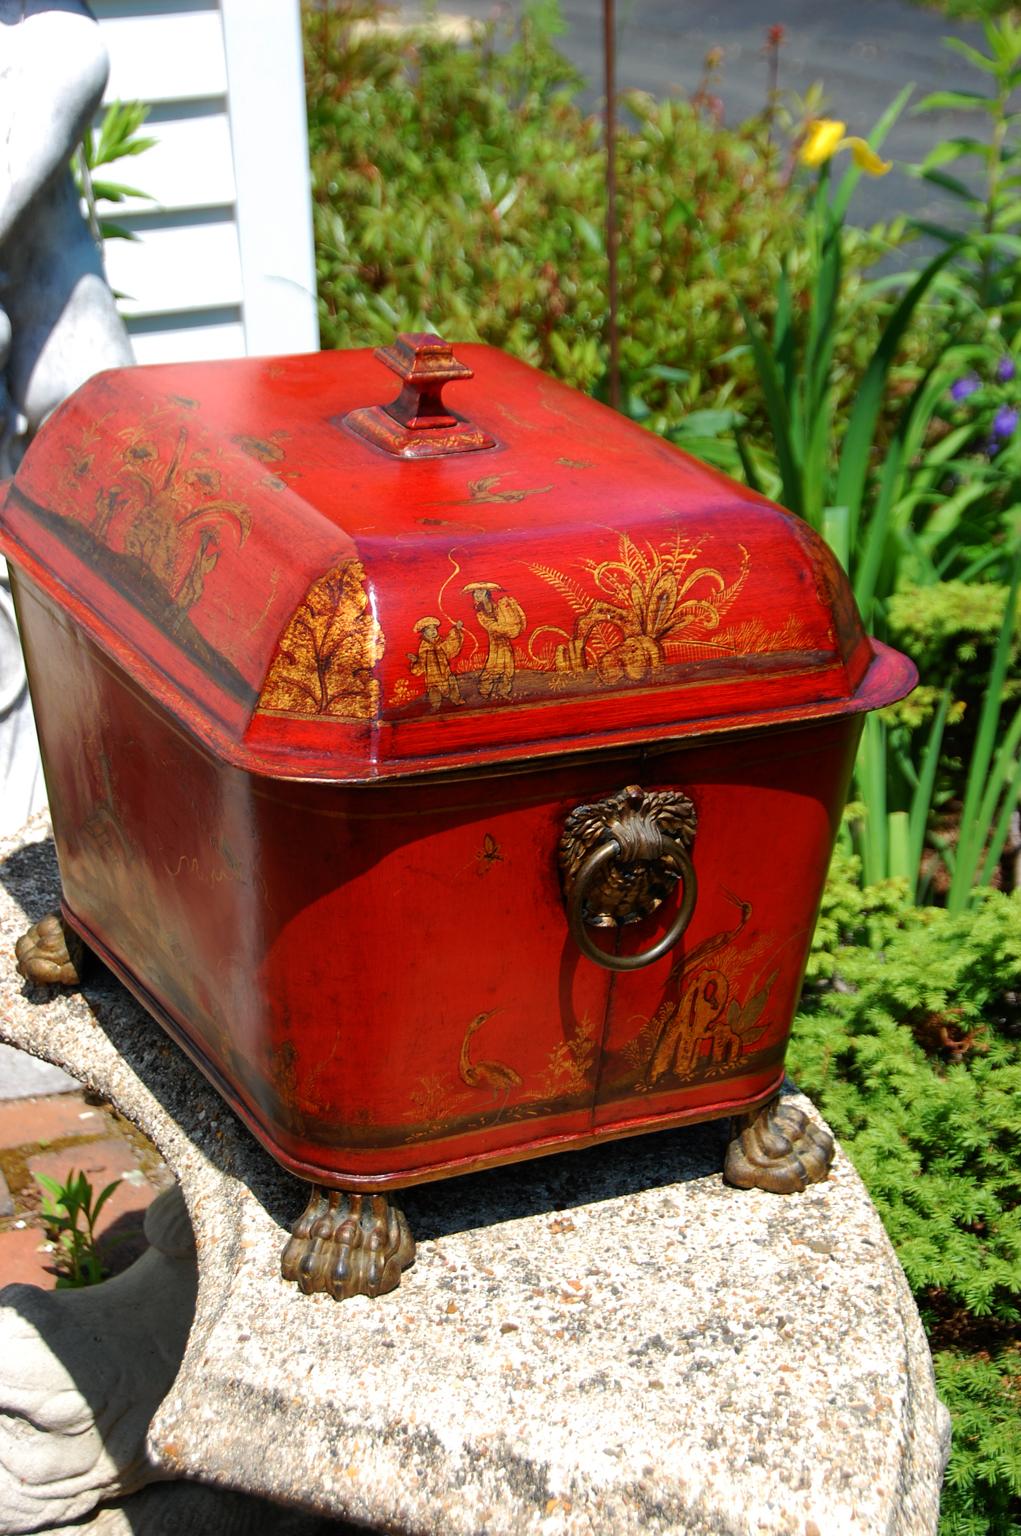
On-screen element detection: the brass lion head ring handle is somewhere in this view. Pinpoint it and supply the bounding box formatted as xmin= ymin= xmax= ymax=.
xmin=567 ymin=836 xmax=698 ymax=971
xmin=559 ymin=785 xmax=699 ymax=973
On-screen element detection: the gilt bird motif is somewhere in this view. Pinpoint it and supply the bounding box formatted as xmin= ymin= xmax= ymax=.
xmin=458 ymin=1010 xmax=523 ymax=1118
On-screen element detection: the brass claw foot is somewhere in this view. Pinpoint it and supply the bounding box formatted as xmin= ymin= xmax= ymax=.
xmin=15 ymin=912 xmax=84 ymax=987
xmin=281 ymin=1186 xmax=415 ymax=1301
xmin=724 ymin=1092 xmax=834 ymax=1194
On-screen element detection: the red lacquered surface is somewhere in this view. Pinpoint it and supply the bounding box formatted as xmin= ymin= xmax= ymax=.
xmin=0 ymin=347 xmax=909 ymax=780
xmin=0 ymin=342 xmax=916 ymax=1191
xmin=12 ymin=566 xmax=860 ymax=1188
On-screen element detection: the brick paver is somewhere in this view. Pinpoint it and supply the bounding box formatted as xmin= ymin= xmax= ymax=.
xmin=0 ymin=1093 xmax=110 ymax=1150
xmin=0 ymin=1224 xmax=61 ymax=1288
xmin=0 ymin=1086 xmax=171 ymax=1290
xmin=29 ymin=1137 xmax=160 ymax=1272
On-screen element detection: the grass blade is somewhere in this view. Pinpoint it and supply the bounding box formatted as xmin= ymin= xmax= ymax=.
xmin=908 ymin=688 xmax=951 ymax=898
xmin=948 ymin=547 xmax=1021 ymax=909
xmin=888 ymin=810 xmax=912 ymax=883
xmin=822 ymin=505 xmax=850 ymax=573
xmin=734 ymin=426 xmax=765 ymax=494
xmin=735 ymin=294 xmax=804 ymax=516
xmin=858 ymin=713 xmax=889 ymax=884
xmin=853 ymin=436 xmax=904 ymax=625
xmin=775 ymin=260 xmax=795 ymax=403
xmin=834 ymin=243 xmax=961 ymax=543
xmin=975 ymin=733 xmax=1021 ymax=889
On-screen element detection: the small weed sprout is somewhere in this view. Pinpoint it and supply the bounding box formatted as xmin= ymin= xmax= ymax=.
xmin=36 ymin=1169 xmax=120 ymax=1288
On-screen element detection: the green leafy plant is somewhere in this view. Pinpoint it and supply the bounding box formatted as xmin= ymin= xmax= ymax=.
xmin=935 ymin=1350 xmax=1021 ymax=1535
xmin=36 ymin=1169 xmax=119 ymax=1288
xmin=795 ymin=887 xmax=1021 ymax=1531
xmin=304 ymin=3 xmax=898 ymax=445
xmin=891 ymin=20 xmax=1021 ymax=581
xmin=74 ymin=99 xmax=156 ymax=243
xmin=910 ymin=16 xmax=1021 ymax=320
xmin=731 ymin=91 xmax=966 ymax=617
xmin=728 ymin=64 xmax=1021 ymax=902
xmin=723 ymin=104 xmax=1005 ymax=900
xmin=854 ymin=553 xmax=1021 ymax=901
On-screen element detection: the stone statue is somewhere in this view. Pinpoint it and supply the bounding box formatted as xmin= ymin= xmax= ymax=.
xmin=0 ymin=0 xmax=134 ymax=833
xmin=0 ymin=1187 xmax=322 ymax=1534
xmin=0 ymin=1187 xmax=197 ymax=1534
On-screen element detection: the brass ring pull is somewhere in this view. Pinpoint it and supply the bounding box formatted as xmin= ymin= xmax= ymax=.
xmin=568 ymin=836 xmax=698 ymax=972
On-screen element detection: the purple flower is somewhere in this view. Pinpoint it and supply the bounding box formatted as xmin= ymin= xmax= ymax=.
xmin=992 ymin=405 xmax=1019 ymax=440
xmin=950 ymin=374 xmax=980 ymax=401
xmin=997 ymin=356 xmax=1017 ymax=383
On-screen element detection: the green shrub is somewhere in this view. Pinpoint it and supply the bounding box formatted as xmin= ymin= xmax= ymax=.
xmin=803 ymin=835 xmax=912 ymax=982
xmin=795 ymin=891 xmax=1021 ymax=1316
xmin=887 ymin=581 xmax=1021 ymax=685
xmin=304 ymin=2 xmax=895 ymax=441
xmin=795 ymin=890 xmax=1021 ymax=1530
xmin=935 ymin=1349 xmax=1021 ymax=1536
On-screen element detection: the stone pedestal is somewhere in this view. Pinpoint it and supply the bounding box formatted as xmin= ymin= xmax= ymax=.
xmin=0 ymin=818 xmax=950 ymax=1535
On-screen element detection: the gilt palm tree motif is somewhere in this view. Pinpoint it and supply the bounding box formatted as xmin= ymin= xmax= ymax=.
xmin=529 ymin=533 xmax=751 ymax=684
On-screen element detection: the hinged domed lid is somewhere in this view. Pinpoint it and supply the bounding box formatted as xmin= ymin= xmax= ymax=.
xmin=0 ymin=337 xmax=914 ymax=781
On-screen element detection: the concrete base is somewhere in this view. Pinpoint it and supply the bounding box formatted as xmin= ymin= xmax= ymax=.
xmin=0 ymin=818 xmax=950 ymax=1535
xmin=0 ymin=1040 xmax=78 ymax=1098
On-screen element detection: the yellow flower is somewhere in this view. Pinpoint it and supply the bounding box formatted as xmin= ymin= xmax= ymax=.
xmin=799 ymin=118 xmax=891 ymax=176
xmin=801 ymin=119 xmax=847 ymax=167
xmin=844 ymin=137 xmax=892 ymax=176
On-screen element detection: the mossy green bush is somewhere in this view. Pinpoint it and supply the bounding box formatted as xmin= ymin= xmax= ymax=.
xmin=802 ymin=838 xmax=911 ymax=982
xmin=796 ymin=889 xmax=1021 ymax=1531
xmin=936 ymin=1350 xmax=1021 ymax=1536
xmin=887 ymin=582 xmax=1021 ymax=685
xmin=797 ymin=891 xmax=1021 ymax=1314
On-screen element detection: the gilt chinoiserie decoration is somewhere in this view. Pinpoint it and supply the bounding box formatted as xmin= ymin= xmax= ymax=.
xmin=1 ymin=335 xmax=916 ymax=1302
xmin=257 ymin=559 xmax=383 ymax=721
